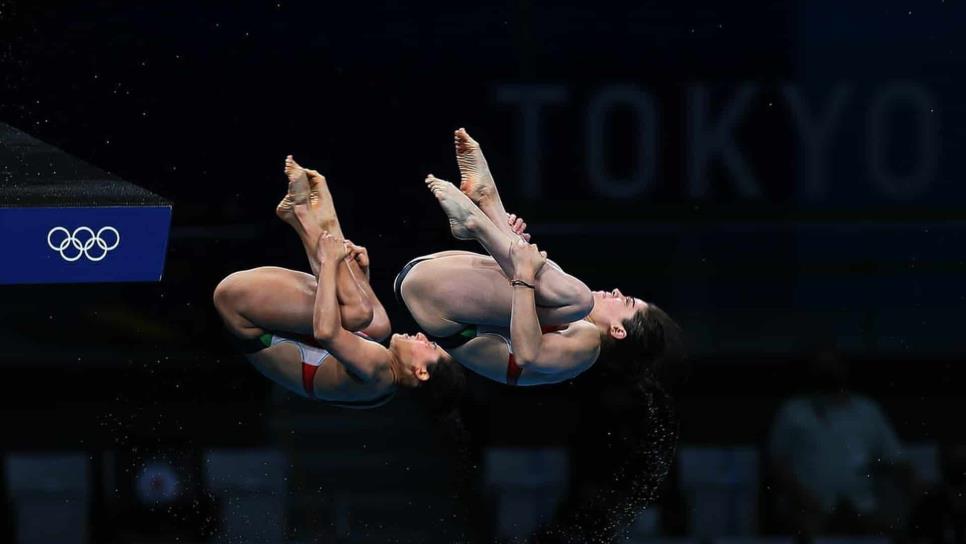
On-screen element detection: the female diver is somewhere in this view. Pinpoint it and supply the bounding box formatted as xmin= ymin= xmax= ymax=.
xmin=213 ymin=156 xmax=458 ymax=407
xmin=395 ymin=129 xmax=683 ymax=387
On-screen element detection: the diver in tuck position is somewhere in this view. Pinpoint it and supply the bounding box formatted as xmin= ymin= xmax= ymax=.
xmin=395 ymin=128 xmax=683 ymax=387
xmin=213 ymin=156 xmax=462 ymax=408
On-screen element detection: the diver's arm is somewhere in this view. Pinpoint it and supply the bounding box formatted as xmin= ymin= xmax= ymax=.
xmin=508 ymin=240 xmax=547 ymax=366
xmin=509 ymin=279 xmax=544 ymax=366
xmin=511 ymin=284 xmax=599 ymax=373
xmin=345 ymin=241 xmax=391 ymax=341
xmin=312 ymin=250 xmax=344 ymax=343
xmin=312 ymin=234 xmax=388 ymax=382
xmin=335 ymin=258 xmax=373 ymax=331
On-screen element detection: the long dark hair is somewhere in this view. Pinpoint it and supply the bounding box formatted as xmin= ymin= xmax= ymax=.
xmin=408 ymin=356 xmax=480 ymax=538
xmin=599 ymin=303 xmax=689 ymax=392
xmin=417 ymin=354 xmax=468 ymax=416
xmin=409 ymin=356 xmax=471 ymax=461
xmin=535 ymin=304 xmax=687 ymax=542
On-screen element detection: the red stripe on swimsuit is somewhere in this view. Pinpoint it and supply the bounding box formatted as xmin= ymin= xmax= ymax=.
xmin=298 ymin=331 xmax=371 ymax=399
xmin=302 ymin=363 xmax=321 ymax=398
xmin=505 ymin=325 xmax=563 ymax=385
xmin=506 ymin=353 xmax=522 ymax=386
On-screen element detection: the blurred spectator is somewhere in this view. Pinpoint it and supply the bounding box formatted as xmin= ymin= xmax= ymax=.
xmin=909 ymin=444 xmax=966 ymax=543
xmin=765 ymin=350 xmax=918 ymax=538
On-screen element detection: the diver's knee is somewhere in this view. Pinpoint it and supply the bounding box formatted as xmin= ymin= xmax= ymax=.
xmin=363 ymin=311 xmax=392 ymax=342
xmin=341 ymin=303 xmax=374 ymax=332
xmin=554 ymin=285 xmax=594 ymax=323
xmin=398 ymin=265 xmax=426 ymax=305
xmin=573 ymin=286 xmax=594 ymax=318
xmin=213 ymin=270 xmax=254 ymax=316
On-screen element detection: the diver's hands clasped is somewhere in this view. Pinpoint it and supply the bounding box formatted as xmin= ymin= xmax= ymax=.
xmin=507 ymin=212 xmax=531 ymax=242
xmin=345 ymin=240 xmax=371 ymax=279
xmin=317 ymin=231 xmax=349 ymax=263
xmin=509 ymin=239 xmax=547 ymax=282
xmin=315 ymin=231 xmax=373 ymax=280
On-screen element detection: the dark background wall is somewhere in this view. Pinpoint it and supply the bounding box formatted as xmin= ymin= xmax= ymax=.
xmin=1 ymin=0 xmax=964 ymax=541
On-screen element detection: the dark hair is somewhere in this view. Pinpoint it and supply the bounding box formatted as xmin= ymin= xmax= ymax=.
xmin=600 ymin=303 xmax=689 ymax=392
xmin=377 ymin=357 xmax=478 ymax=541
xmin=535 ymin=304 xmax=687 ymax=542
xmin=418 ymin=355 xmax=467 ymax=415
xmin=409 ymin=357 xmax=477 ymax=529
xmin=408 ymin=356 xmax=470 ymax=459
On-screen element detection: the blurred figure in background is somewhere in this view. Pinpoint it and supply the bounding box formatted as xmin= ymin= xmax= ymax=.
xmin=909 ymin=444 xmax=966 ymax=543
xmin=766 ymin=349 xmax=919 ymax=538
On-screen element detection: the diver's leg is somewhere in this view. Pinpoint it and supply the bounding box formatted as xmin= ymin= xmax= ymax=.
xmin=400 ymin=254 xmax=590 ymax=329
xmin=277 ymin=158 xmax=373 ymax=330
xmin=214 ymin=266 xmax=318 ymax=339
xmin=424 ymin=176 xmax=593 ymax=321
xmin=212 ymin=266 xmax=321 ymax=397
xmin=341 ymin=241 xmax=392 ymax=341
xmin=299 ymin=165 xmax=385 ymax=331
xmin=453 ymin=127 xmax=521 ymax=240
xmin=276 ymin=156 xmax=322 ymax=274
xmin=303 ymin=166 xmax=377 ymax=300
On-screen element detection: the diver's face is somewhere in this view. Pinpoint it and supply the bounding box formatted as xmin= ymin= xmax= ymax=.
xmin=390 ymin=332 xmax=441 ymax=383
xmin=591 ymin=289 xmax=646 ymax=332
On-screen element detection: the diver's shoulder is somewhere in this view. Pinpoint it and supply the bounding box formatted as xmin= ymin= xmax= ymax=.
xmin=567 ymin=320 xmax=600 ymax=336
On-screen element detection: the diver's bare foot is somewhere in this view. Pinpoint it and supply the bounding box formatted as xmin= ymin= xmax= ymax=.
xmin=455 ymin=128 xmax=497 ymax=205
xmin=292 ymin=202 xmax=321 ymax=238
xmin=425 ymin=174 xmax=483 ymax=240
xmin=276 ymin=194 xmax=297 ymax=223
xmin=304 ymin=167 xmax=338 ymax=230
xmin=285 ymin=155 xmax=311 ymax=203
xmin=276 ymin=155 xmax=311 ymax=221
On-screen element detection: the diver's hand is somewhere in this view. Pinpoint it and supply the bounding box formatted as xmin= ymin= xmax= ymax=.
xmin=507 ymin=212 xmax=531 ymax=242
xmin=508 ymin=239 xmax=547 ymax=282
xmin=317 ymin=231 xmax=348 ymax=263
xmin=345 ymin=240 xmax=370 ymax=279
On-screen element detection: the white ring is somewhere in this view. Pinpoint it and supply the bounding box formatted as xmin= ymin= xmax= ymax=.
xmin=47 ymin=226 xmax=71 ymax=251
xmin=46 ymin=225 xmax=121 ymax=262
xmin=97 ymin=226 xmax=120 ymax=250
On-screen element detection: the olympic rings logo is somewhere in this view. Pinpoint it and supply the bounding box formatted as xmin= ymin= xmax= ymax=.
xmin=47 ymin=226 xmax=121 ymax=262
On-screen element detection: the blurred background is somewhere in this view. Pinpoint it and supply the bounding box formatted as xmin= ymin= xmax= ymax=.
xmin=1 ymin=0 xmax=964 ymax=542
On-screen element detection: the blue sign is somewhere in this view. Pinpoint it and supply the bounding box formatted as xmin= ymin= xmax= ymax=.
xmin=0 ymin=206 xmax=172 ymax=284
